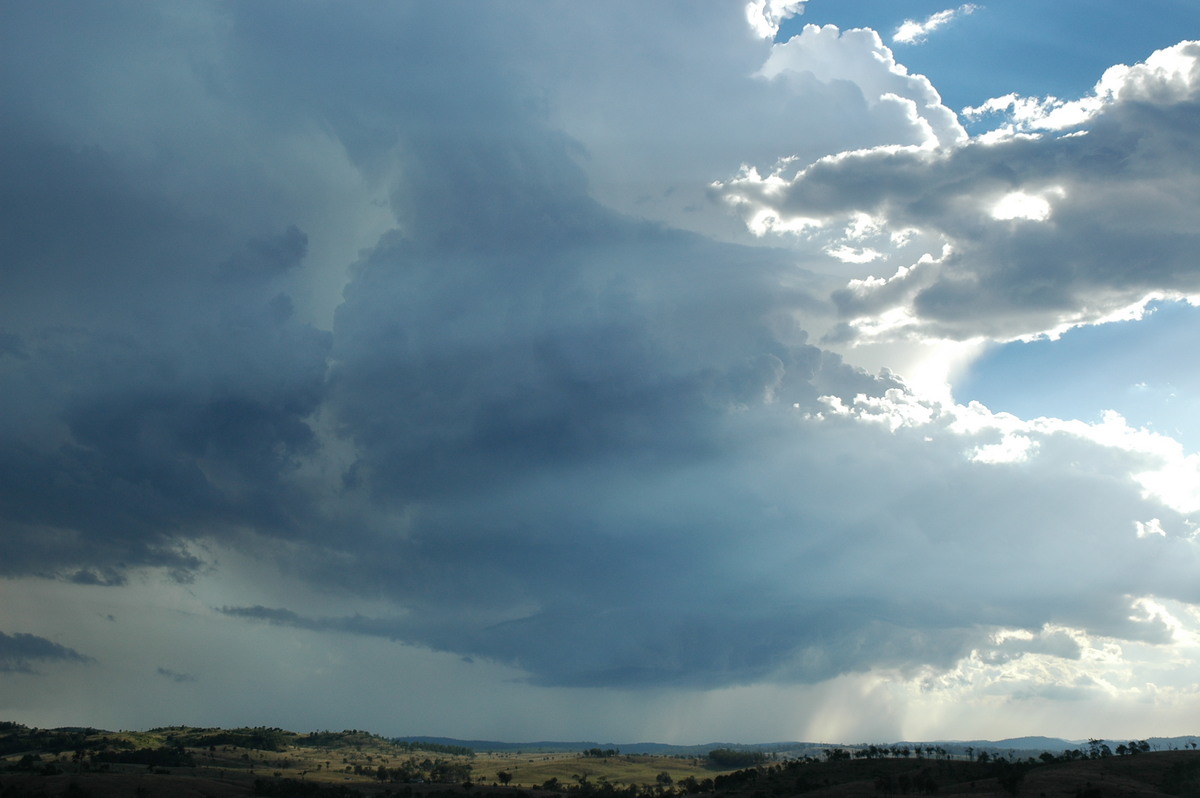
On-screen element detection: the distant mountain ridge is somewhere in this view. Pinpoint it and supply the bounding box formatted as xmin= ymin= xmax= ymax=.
xmin=395 ymin=734 xmax=1200 ymax=757
xmin=392 ymin=737 xmax=745 ymax=755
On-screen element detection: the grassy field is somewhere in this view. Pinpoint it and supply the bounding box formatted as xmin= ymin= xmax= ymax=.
xmin=4 ymin=722 xmax=1200 ymax=798
xmin=471 ymin=751 xmax=725 ymax=788
xmin=0 ymin=724 xmax=743 ymax=796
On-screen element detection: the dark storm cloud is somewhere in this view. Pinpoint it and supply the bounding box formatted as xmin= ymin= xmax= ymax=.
xmin=225 ymin=369 xmax=1200 ymax=690
xmin=0 ymin=333 xmax=27 ymax=360
xmin=0 ymin=202 xmax=332 ymax=579
xmin=312 ymin=121 xmax=935 ymax=687
xmin=0 ymin=632 xmax=92 ymax=674
xmin=220 ymin=601 xmax=983 ymax=689
xmin=0 ymin=3 xmax=336 ymax=580
xmin=330 ymin=218 xmax=841 ymax=506
xmin=69 ymin=569 xmax=126 ymax=587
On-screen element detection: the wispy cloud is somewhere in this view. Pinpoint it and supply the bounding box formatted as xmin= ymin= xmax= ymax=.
xmin=156 ymin=667 xmax=198 ymax=683
xmin=894 ymin=4 xmax=979 ymax=44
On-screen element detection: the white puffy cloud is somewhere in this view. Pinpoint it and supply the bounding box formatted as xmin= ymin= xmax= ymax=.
xmin=715 ymin=40 xmax=1200 ymax=343
xmin=966 ymin=41 xmax=1200 ymax=134
xmin=758 ymin=24 xmax=967 ymax=149
xmin=745 ymin=0 xmax=807 ymax=39
xmin=893 ymin=5 xmax=979 ymax=46
xmin=501 ymin=9 xmax=978 ymax=251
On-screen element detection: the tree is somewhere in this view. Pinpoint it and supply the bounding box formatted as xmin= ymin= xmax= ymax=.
xmin=497 ymin=771 xmax=513 ymax=786
xmin=994 ymin=760 xmax=1025 ymax=796
xmin=709 ymin=749 xmax=767 ymax=767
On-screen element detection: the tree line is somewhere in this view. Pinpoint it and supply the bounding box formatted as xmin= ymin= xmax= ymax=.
xmin=352 ymin=755 xmax=473 ymax=784
xmin=389 ymin=739 xmax=476 ymax=757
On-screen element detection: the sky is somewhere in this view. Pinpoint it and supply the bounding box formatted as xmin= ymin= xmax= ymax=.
xmin=2 ymin=0 xmax=1200 ymax=746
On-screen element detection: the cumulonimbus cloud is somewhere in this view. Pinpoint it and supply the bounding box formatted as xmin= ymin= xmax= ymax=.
xmin=1 ymin=2 xmax=1198 ymax=704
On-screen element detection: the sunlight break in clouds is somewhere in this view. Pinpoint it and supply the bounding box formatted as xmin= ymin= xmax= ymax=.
xmin=893 ymin=4 xmax=979 ymax=45
xmin=990 ymin=187 xmax=1065 ymax=221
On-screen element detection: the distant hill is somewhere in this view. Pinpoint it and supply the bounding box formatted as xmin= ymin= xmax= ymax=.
xmin=395 ymin=737 xmax=614 ymax=753
xmin=397 ymin=735 xmax=1069 ymax=757
xmin=392 ymin=737 xmax=797 ymax=756
xmin=916 ymin=735 xmax=1200 ymax=758
xmin=397 ymin=734 xmax=1200 ymax=758
xmin=969 ymin=736 xmax=1075 ymax=750
xmin=1151 ymin=735 xmax=1200 ymax=751
xmin=902 ymin=736 xmax=1076 ymax=758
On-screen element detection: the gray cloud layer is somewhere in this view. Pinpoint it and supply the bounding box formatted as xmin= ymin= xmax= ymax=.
xmin=2 ymin=3 xmax=1198 ymax=694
